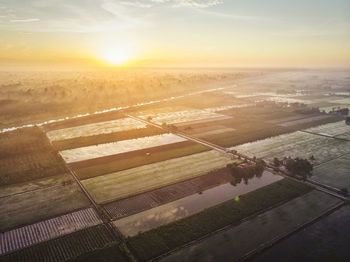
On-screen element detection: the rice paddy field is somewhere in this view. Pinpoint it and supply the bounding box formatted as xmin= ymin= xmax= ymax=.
xmin=103 ymin=169 xmax=237 ymax=220
xmin=1 ymin=225 xmax=126 ymax=262
xmin=251 ymin=204 xmax=350 ymax=262
xmin=0 ymin=127 xmax=67 ymax=186
xmin=232 ymin=131 xmax=350 ymax=165
xmin=2 ymin=70 xmax=350 ymax=262
xmin=160 ymin=190 xmax=342 ymax=262
xmin=0 ymin=182 xmax=90 ymax=232
xmin=140 ymin=108 xmax=232 ymax=125
xmin=0 ymin=208 xmax=102 ymax=255
xmin=60 ymin=133 xmax=187 ymax=163
xmin=82 ymin=150 xmax=235 ymax=204
xmin=71 ymin=141 xmax=208 ymax=180
xmin=114 ymin=171 xmax=282 ymax=237
xmin=305 ymin=121 xmax=350 ymax=137
xmin=0 ymin=174 xmax=72 ymax=198
xmin=52 ymin=126 xmax=165 ymax=151
xmin=312 ymin=154 xmax=350 ymax=190
xmin=47 ymin=117 xmax=147 ymax=142
xmin=127 ymin=178 xmax=313 ymax=261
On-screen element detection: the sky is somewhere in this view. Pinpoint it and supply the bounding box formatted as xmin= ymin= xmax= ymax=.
xmin=0 ymin=0 xmax=349 ymax=68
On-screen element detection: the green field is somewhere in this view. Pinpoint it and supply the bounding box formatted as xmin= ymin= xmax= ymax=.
xmin=127 ymin=178 xmax=312 ymax=261
xmin=82 ymin=150 xmax=235 ymax=204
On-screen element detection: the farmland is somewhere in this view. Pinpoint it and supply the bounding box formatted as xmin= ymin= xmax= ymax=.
xmin=160 ymin=190 xmax=341 ymax=262
xmin=312 ymin=154 xmax=350 ymax=190
xmin=127 ymin=179 xmax=312 ymax=261
xmin=104 ymin=169 xmax=237 ymax=219
xmin=0 ymin=208 xmax=102 ymax=255
xmin=52 ymin=126 xmax=165 ymax=151
xmin=82 ymin=150 xmax=235 ymax=203
xmin=47 ymin=117 xmax=147 ymax=142
xmin=0 ymin=182 xmax=89 ymax=232
xmin=0 ymin=225 xmax=126 ymax=262
xmin=1 ymin=69 xmax=350 ymax=262
xmin=114 ymin=171 xmax=282 ymax=237
xmin=72 ymin=141 xmax=208 ymax=180
xmin=0 ymin=127 xmax=66 ymax=186
xmin=60 ymin=133 xmax=187 ymax=163
xmin=233 ymin=131 xmax=350 ymax=165
xmin=0 ymin=174 xmax=72 ymax=198
xmin=250 ymin=204 xmax=350 ymax=262
xmin=305 ymin=121 xmax=350 ymax=137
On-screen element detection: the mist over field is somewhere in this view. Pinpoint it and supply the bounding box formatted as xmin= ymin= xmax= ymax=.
xmin=1 ymin=0 xmax=350 ymax=261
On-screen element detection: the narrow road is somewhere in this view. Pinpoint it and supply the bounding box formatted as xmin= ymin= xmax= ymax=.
xmin=126 ymin=114 xmax=228 ymax=154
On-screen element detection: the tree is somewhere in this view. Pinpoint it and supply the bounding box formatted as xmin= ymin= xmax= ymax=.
xmin=285 ymin=157 xmax=313 ymax=179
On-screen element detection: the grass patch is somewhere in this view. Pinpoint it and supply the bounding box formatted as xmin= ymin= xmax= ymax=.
xmin=127 ymin=178 xmax=312 ymax=261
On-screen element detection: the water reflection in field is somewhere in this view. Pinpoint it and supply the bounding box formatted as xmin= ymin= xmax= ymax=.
xmin=114 ymin=170 xmax=282 ymax=237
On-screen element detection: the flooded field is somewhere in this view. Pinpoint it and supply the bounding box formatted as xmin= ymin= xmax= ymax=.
xmin=305 ymin=121 xmax=350 ymax=137
xmin=104 ymin=170 xmax=234 ymax=219
xmin=60 ymin=133 xmax=187 ymax=163
xmin=160 ymin=190 xmax=341 ymax=262
xmin=251 ymin=204 xmax=350 ymax=262
xmin=232 ymin=131 xmax=350 ymax=165
xmin=47 ymin=117 xmax=146 ymax=141
xmin=312 ymin=153 xmax=350 ymax=190
xmin=115 ymin=171 xmax=282 ymax=237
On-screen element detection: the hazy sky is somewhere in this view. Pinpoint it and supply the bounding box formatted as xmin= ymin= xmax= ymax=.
xmin=0 ymin=0 xmax=349 ymax=68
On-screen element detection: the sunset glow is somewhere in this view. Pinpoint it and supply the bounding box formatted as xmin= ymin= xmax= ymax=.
xmin=101 ymin=46 xmax=133 ymax=66
xmin=0 ymin=0 xmax=349 ymax=68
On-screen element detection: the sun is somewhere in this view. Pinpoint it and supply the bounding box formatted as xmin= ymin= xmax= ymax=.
xmin=102 ymin=45 xmax=133 ymax=66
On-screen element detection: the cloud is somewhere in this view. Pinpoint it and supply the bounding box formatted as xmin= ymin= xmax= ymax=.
xmin=172 ymin=0 xmax=223 ymax=8
xmin=198 ymin=9 xmax=266 ymax=21
xmin=120 ymin=0 xmax=224 ymax=9
xmin=121 ymin=1 xmax=153 ymax=8
xmin=0 ymin=0 xmax=226 ymax=33
xmin=10 ymin=18 xmax=40 ymax=23
xmin=0 ymin=0 xmax=150 ymax=32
